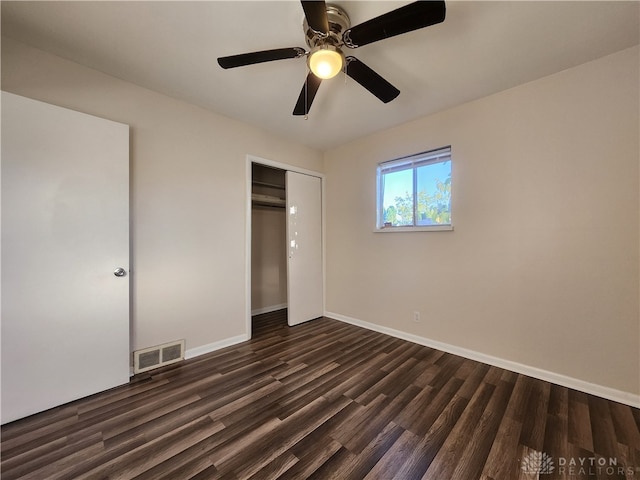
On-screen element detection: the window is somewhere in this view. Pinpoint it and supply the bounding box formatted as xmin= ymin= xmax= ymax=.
xmin=376 ymin=146 xmax=452 ymax=230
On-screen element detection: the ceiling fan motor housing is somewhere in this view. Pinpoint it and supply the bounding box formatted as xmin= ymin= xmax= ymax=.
xmin=304 ymin=4 xmax=351 ymax=49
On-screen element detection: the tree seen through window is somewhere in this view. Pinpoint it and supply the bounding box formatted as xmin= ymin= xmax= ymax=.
xmin=378 ymin=147 xmax=451 ymax=228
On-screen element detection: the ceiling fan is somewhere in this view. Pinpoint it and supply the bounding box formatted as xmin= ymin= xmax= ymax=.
xmin=217 ymin=1 xmax=446 ymax=116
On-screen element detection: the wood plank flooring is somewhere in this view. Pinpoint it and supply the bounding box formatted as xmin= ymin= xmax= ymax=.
xmin=2 ymin=310 xmax=639 ymax=479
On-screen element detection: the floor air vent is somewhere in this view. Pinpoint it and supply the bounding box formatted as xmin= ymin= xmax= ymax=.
xmin=134 ymin=340 xmax=185 ymax=374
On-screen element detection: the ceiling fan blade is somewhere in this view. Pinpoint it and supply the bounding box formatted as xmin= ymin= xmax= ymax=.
xmin=217 ymin=47 xmax=305 ymax=69
xmin=301 ymin=0 xmax=329 ymax=35
xmin=345 ymin=57 xmax=400 ymax=103
xmin=293 ymin=72 xmax=323 ymax=116
xmin=343 ymin=1 xmax=446 ymax=48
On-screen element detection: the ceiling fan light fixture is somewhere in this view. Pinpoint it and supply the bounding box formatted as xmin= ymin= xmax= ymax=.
xmin=308 ymin=45 xmax=344 ymax=79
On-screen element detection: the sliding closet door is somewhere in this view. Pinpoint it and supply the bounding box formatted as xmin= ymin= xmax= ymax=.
xmin=1 ymin=92 xmax=130 ymax=423
xmin=286 ymin=171 xmax=323 ymax=326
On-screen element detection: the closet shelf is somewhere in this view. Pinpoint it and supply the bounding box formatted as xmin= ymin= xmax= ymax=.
xmin=252 ymin=180 xmax=285 ymax=190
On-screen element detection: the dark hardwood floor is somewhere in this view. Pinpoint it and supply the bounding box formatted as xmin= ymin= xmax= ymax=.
xmin=2 ymin=309 xmax=639 ymax=479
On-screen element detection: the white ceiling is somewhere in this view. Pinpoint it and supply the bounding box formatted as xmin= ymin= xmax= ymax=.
xmin=2 ymin=1 xmax=639 ymax=151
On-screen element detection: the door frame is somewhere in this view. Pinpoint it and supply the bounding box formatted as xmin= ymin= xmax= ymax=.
xmin=245 ymin=154 xmax=325 ymax=337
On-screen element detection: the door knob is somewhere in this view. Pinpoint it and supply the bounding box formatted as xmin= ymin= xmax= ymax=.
xmin=113 ymin=267 xmax=127 ymax=277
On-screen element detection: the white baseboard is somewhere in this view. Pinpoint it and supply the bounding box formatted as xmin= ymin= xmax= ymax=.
xmin=325 ymin=311 xmax=640 ymax=409
xmin=184 ymin=334 xmax=249 ymax=360
xmin=251 ymin=303 xmax=287 ymax=316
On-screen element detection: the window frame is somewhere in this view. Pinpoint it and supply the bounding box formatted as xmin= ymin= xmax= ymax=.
xmin=375 ymin=146 xmax=453 ymax=232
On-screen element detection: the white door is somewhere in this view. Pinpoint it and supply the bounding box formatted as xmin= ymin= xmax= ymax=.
xmin=286 ymin=171 xmax=323 ymax=326
xmin=1 ymin=92 xmax=130 ymax=424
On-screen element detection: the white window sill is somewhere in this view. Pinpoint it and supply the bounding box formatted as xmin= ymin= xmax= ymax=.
xmin=374 ymin=225 xmax=454 ymax=233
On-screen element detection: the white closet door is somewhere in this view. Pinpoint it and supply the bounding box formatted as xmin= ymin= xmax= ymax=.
xmin=286 ymin=171 xmax=323 ymax=326
xmin=1 ymin=92 xmax=130 ymax=424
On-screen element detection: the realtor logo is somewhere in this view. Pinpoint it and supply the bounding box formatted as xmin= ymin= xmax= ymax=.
xmin=521 ymin=450 xmax=555 ymax=475
xmin=520 ymin=451 xmax=637 ymax=477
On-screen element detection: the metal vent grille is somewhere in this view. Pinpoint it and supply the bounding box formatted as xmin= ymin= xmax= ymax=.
xmin=162 ymin=344 xmax=182 ymax=362
xmin=134 ymin=340 xmax=185 ymax=374
xmin=138 ymin=350 xmax=160 ymax=370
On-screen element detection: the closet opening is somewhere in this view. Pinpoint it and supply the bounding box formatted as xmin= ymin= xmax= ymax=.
xmin=251 ymin=163 xmax=288 ymax=333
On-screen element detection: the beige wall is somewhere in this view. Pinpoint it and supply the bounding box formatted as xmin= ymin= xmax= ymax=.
xmin=324 ymin=46 xmax=640 ymax=396
xmin=1 ymin=37 xmax=323 ymax=353
xmin=251 ymin=206 xmax=287 ymax=311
